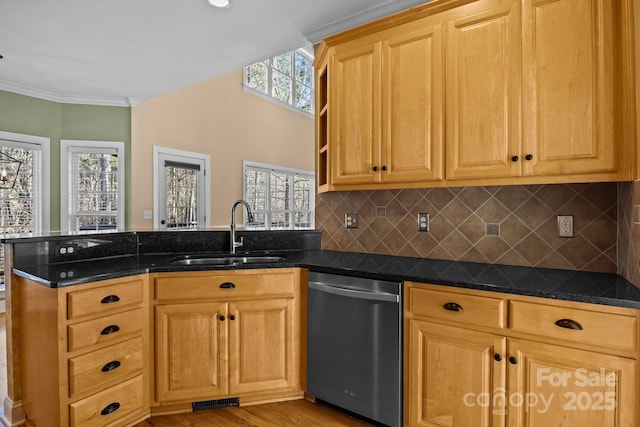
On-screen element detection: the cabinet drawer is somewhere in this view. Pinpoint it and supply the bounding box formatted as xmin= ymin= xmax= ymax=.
xmin=509 ymin=301 xmax=638 ymax=352
xmin=67 ymin=279 xmax=143 ymax=320
xmin=155 ymin=271 xmax=295 ymax=301
xmin=68 ymin=308 xmax=143 ymax=352
xmin=408 ymin=287 xmax=505 ymax=328
xmin=68 ymin=337 xmax=144 ymax=397
xmin=69 ymin=375 xmax=145 ymax=427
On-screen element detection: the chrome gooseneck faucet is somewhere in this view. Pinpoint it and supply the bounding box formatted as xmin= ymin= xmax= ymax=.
xmin=230 ymin=199 xmax=254 ymax=254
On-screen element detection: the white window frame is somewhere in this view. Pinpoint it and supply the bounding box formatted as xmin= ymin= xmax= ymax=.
xmin=153 ymin=146 xmax=211 ymax=229
xmin=60 ymin=140 xmax=125 ymax=234
xmin=243 ymin=160 xmax=315 ymax=230
xmin=0 ymin=130 xmax=50 ymax=235
xmin=243 ymin=48 xmax=315 ymax=117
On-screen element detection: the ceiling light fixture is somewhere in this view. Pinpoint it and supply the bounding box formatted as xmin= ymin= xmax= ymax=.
xmin=208 ymin=0 xmax=230 ymax=7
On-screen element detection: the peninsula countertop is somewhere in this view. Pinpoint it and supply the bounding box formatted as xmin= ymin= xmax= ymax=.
xmin=12 ymin=249 xmax=640 ymax=309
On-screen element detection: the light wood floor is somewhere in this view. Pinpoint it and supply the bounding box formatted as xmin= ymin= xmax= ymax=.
xmin=135 ymin=400 xmax=375 ymax=426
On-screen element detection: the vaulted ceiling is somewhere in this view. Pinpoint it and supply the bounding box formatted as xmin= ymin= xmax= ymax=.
xmin=0 ymin=0 xmax=429 ymax=106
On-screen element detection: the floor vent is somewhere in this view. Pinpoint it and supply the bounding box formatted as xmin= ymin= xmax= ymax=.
xmin=192 ymin=397 xmax=240 ymax=411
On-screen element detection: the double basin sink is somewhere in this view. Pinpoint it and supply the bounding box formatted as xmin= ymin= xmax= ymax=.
xmin=170 ymin=253 xmax=286 ymax=267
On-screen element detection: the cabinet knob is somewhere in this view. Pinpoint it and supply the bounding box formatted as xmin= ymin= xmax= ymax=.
xmin=100 ymin=295 xmax=120 ymax=304
xmin=220 ymin=282 xmax=236 ymax=289
xmin=100 ymin=324 xmax=120 ymax=335
xmin=100 ymin=402 xmax=120 ymax=416
xmin=373 ymin=166 xmax=379 ymax=172
xmin=101 ymin=360 xmax=121 ymax=373
xmin=494 ymin=354 xmax=502 ymax=362
xmin=230 ymin=315 xmax=236 ymax=321
xmin=219 ymin=315 xmax=226 ymax=321
xmin=443 ymin=302 xmax=463 ymax=312
xmin=509 ymin=356 xmax=518 ymax=365
xmin=525 ymin=154 xmax=533 ymax=161
xmin=381 ymin=165 xmax=387 ymax=171
xmin=511 ymin=155 xmax=519 ymax=162
xmin=555 ymin=318 xmax=583 ymax=330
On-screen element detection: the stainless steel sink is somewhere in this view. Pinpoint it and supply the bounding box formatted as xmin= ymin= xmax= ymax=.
xmin=169 ymin=254 xmax=285 ymax=266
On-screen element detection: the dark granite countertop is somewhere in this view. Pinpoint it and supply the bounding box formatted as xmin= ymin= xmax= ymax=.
xmin=12 ymin=249 xmax=640 ymax=309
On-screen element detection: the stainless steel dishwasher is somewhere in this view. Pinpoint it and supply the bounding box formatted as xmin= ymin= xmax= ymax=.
xmin=307 ymin=271 xmax=402 ymax=427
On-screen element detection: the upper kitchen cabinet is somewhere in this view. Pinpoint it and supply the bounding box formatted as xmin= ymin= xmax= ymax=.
xmin=314 ymin=0 xmax=636 ymax=192
xmin=520 ymin=0 xmax=633 ymax=179
xmin=445 ymin=0 xmax=522 ymax=180
xmin=315 ymin=17 xmax=444 ymax=191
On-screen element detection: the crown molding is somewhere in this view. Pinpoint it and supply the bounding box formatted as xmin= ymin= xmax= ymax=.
xmin=0 ymin=80 xmax=140 ymax=107
xmin=303 ymin=0 xmax=430 ymax=43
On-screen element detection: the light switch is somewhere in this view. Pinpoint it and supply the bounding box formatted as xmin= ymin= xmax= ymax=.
xmin=143 ymin=210 xmax=152 ymax=220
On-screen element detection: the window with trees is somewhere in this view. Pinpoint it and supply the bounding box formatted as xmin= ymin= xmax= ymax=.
xmin=244 ymin=48 xmax=314 ymax=115
xmin=243 ymin=161 xmax=314 ymax=230
xmin=0 ymin=131 xmax=50 ymax=286
xmin=61 ymin=140 xmax=125 ymax=233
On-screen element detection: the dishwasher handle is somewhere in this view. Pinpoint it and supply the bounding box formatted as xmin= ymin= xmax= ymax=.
xmin=308 ymin=281 xmax=399 ymax=303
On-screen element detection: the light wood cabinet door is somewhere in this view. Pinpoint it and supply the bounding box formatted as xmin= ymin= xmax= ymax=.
xmin=407 ymin=320 xmax=506 ymax=427
xmin=507 ymin=339 xmax=637 ymax=427
xmin=331 ymin=40 xmax=382 ymax=185
xmin=382 ymin=22 xmax=443 ymax=183
xmin=155 ymin=302 xmax=228 ymax=403
xmin=228 ymin=298 xmax=296 ymax=395
xmin=521 ymin=0 xmax=618 ymax=177
xmin=445 ymin=0 xmax=522 ymax=180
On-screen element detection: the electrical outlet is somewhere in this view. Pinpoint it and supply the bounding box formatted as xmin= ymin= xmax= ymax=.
xmin=345 ymin=213 xmax=359 ymax=228
xmin=557 ymin=215 xmax=574 ymax=237
xmin=418 ymin=213 xmax=429 ymax=231
xmin=143 ymin=210 xmax=152 ymax=220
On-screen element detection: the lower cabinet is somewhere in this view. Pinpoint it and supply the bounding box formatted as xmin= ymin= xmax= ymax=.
xmin=405 ymin=282 xmax=639 ymax=427
xmin=507 ymin=339 xmax=637 ymax=427
xmin=18 ymin=275 xmax=150 ymax=427
xmin=151 ymin=268 xmax=303 ymax=410
xmin=407 ymin=321 xmax=506 ymax=427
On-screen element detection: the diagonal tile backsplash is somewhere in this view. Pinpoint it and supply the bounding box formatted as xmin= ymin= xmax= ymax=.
xmin=316 ymin=183 xmax=618 ymax=273
xmin=618 ymin=181 xmax=640 ymax=286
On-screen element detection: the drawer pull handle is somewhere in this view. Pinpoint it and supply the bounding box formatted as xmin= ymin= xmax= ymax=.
xmin=509 ymin=356 xmax=518 ymax=365
xmin=101 ymin=360 xmax=121 ymax=373
xmin=100 ymin=325 xmax=120 ymax=335
xmin=100 ymin=295 xmax=120 ymax=304
xmin=443 ymin=302 xmax=463 ymax=312
xmin=220 ymin=282 xmax=236 ymax=289
xmin=555 ymin=318 xmax=583 ymax=330
xmin=494 ymin=354 xmax=502 ymax=362
xmin=100 ymin=402 xmax=120 ymax=416
xmin=230 ymin=315 xmax=236 ymax=321
xmin=220 ymin=315 xmax=226 ymax=321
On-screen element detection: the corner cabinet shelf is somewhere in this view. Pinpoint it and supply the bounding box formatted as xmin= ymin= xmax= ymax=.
xmin=314 ymin=46 xmax=330 ymax=193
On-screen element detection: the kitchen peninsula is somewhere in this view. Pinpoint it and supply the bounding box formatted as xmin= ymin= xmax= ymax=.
xmin=3 ymin=230 xmax=640 ymax=426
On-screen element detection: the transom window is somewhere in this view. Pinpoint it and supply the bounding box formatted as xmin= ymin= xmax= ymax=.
xmin=244 ymin=49 xmax=314 ymax=115
xmin=243 ymin=161 xmax=314 ymax=230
